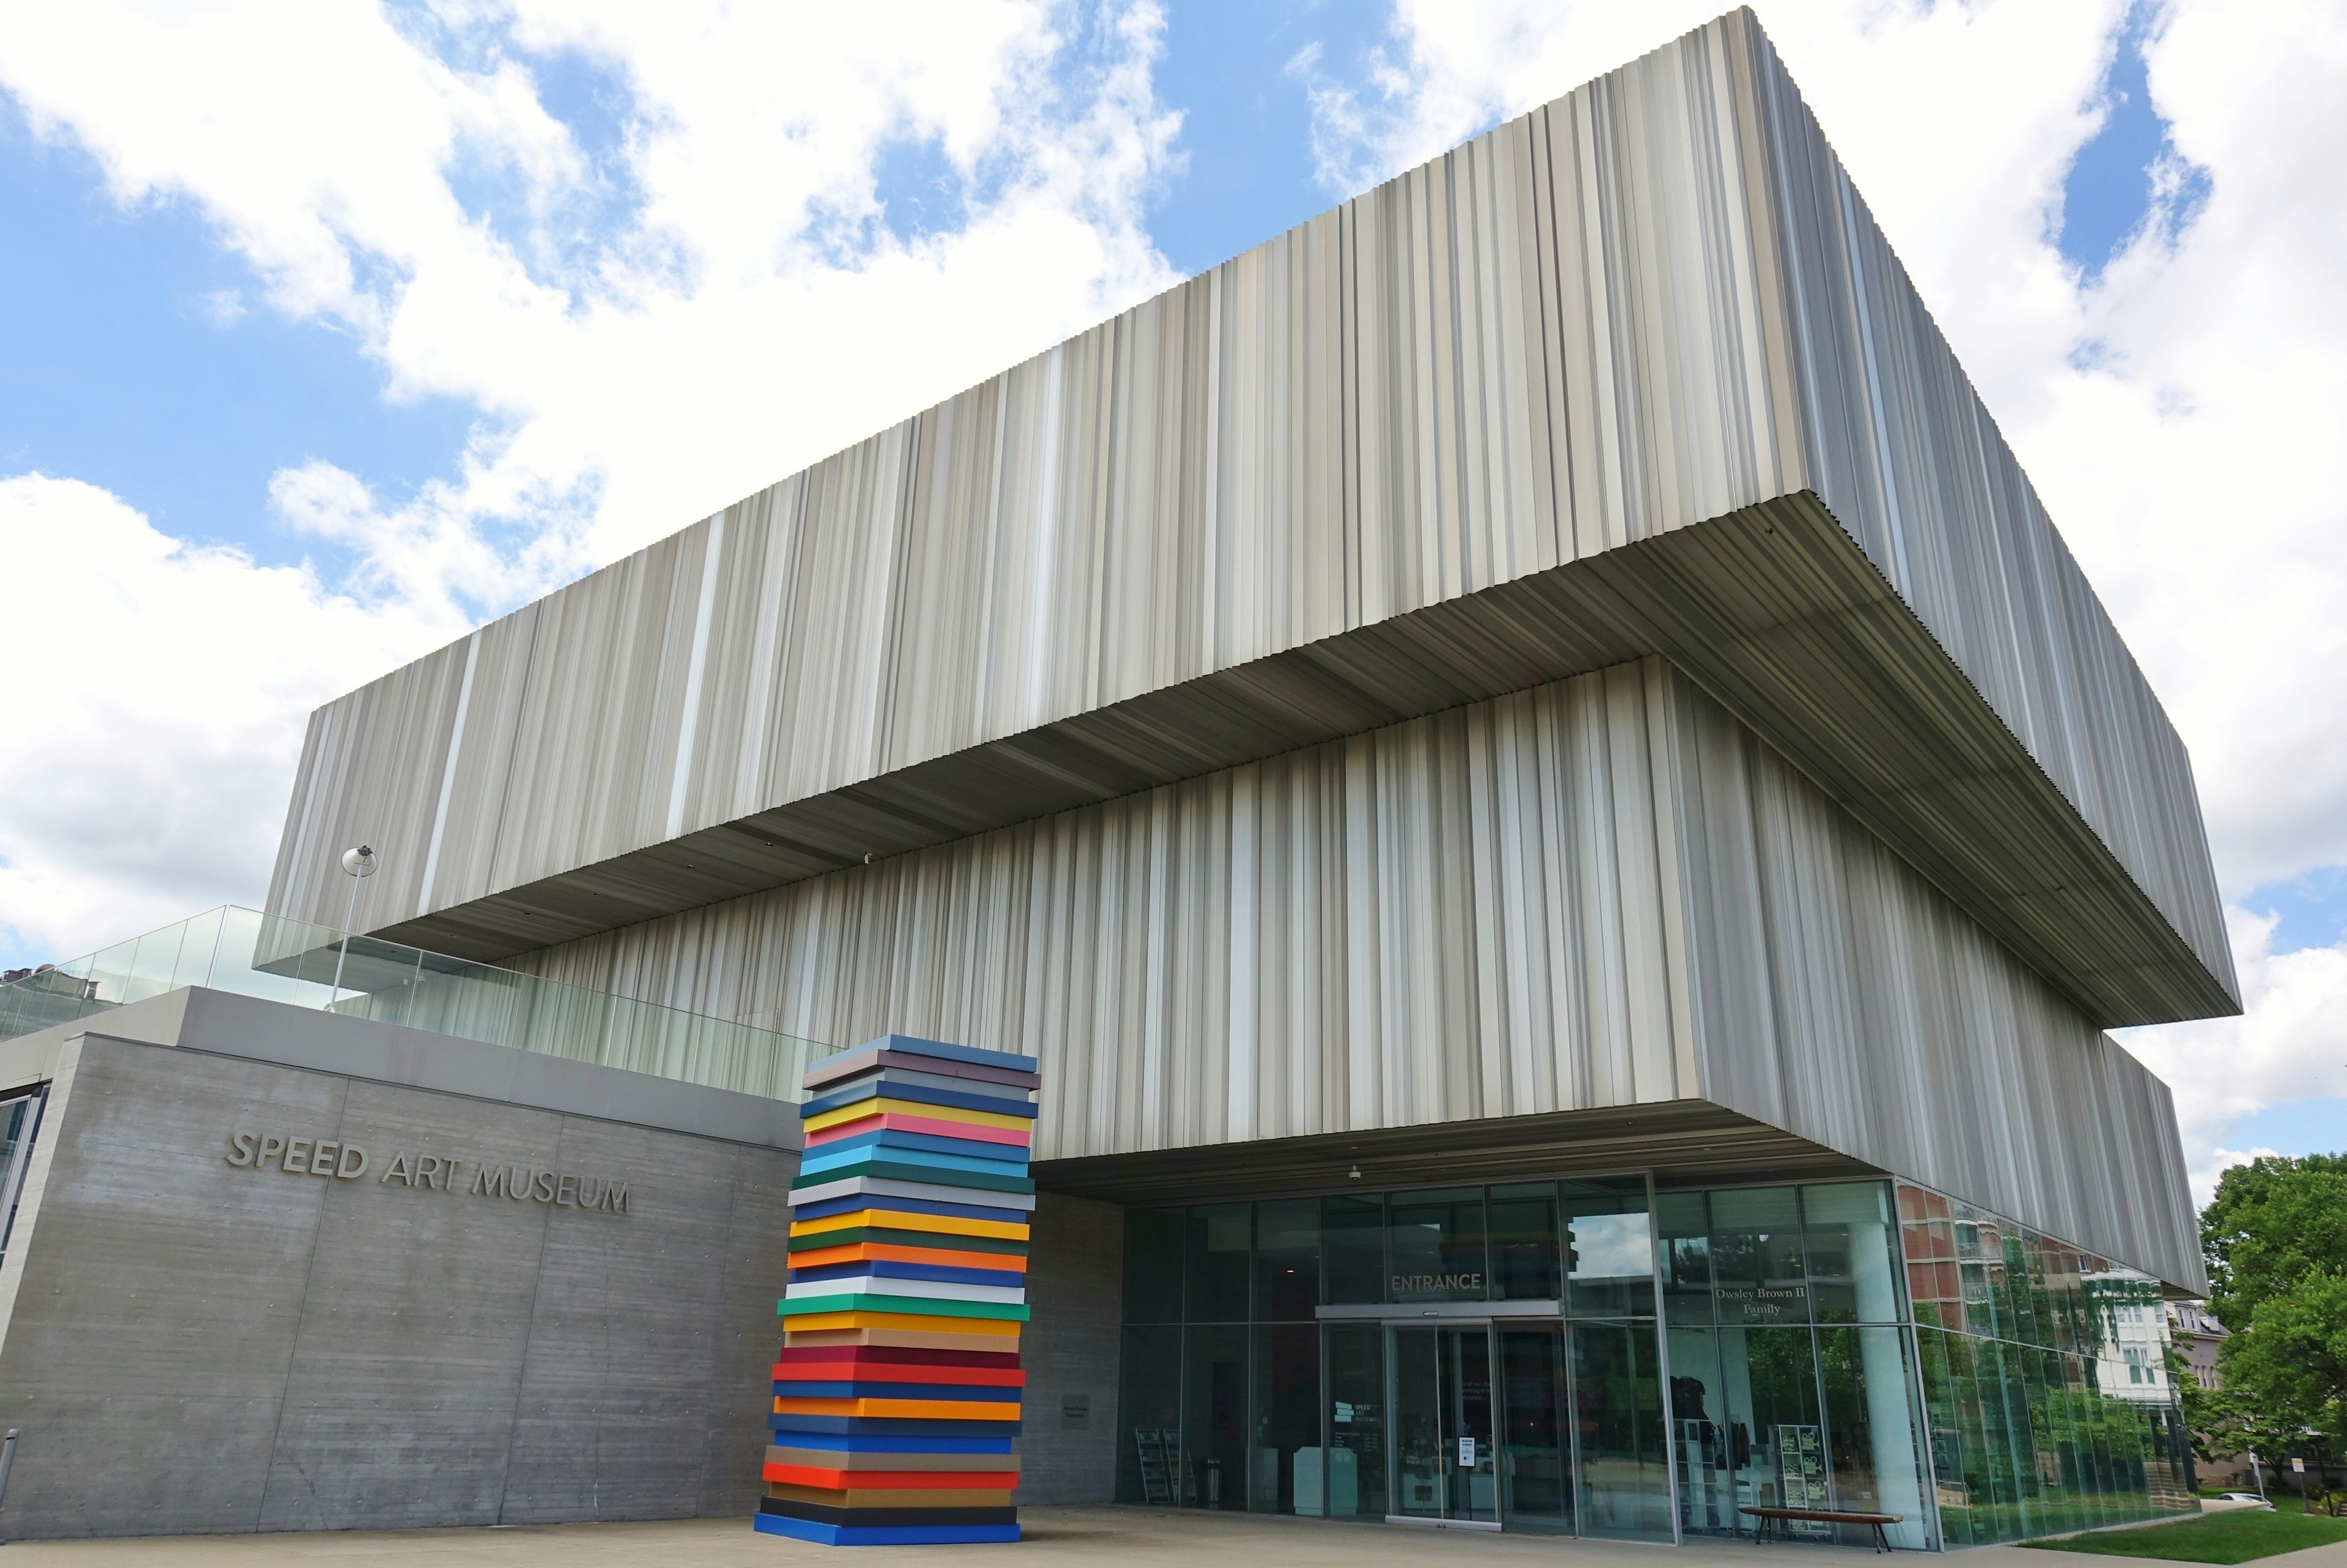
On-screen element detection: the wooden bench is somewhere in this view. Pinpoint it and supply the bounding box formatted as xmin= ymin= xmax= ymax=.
xmin=1739 ymin=1506 xmax=1905 ymax=1553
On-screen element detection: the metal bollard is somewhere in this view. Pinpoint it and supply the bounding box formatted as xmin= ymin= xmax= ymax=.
xmin=0 ymin=1427 xmax=18 ymax=1541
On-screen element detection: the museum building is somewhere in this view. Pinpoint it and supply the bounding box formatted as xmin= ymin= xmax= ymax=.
xmin=0 ymin=10 xmax=2224 ymax=1549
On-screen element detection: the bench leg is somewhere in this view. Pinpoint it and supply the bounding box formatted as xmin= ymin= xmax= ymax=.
xmin=1873 ymin=1521 xmax=1890 ymax=1553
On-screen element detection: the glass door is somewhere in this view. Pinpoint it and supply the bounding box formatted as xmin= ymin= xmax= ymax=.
xmin=1388 ymin=1325 xmax=1498 ymax=1525
xmin=1497 ymin=1325 xmax=1573 ymax=1533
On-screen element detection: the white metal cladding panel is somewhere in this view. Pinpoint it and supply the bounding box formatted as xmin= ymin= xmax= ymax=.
xmin=1666 ymin=681 xmax=2203 ymax=1291
xmin=419 ymin=605 xmax=544 ymax=914
xmin=264 ymin=636 xmax=469 ymax=927
xmin=514 ymin=656 xmax=2197 ymax=1288
xmin=268 ymin=10 xmax=2227 ymax=1032
xmin=267 ymin=11 xmax=1809 ymax=935
xmin=518 ymin=662 xmax=1704 ymax=1157
xmin=486 ymin=527 xmax=712 ymax=892
xmin=1747 ymin=23 xmax=2231 ymax=994
xmin=262 ymin=601 xmax=557 ymax=928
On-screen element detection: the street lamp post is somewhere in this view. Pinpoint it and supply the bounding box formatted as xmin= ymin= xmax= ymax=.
xmin=328 ymin=844 xmax=377 ymax=1009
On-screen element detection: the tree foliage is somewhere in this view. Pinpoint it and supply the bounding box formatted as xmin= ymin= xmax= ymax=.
xmin=2202 ymin=1153 xmax=2347 ymax=1331
xmin=2191 ymin=1155 xmax=2347 ymax=1475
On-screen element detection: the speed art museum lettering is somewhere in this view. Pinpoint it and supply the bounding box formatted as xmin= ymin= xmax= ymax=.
xmin=223 ymin=1126 xmax=631 ymax=1212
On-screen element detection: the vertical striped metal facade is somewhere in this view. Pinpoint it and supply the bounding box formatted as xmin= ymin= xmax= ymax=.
xmin=1747 ymin=23 xmax=2225 ymax=981
xmin=265 ymin=10 xmax=2230 ymax=1009
xmin=260 ymin=12 xmax=2222 ymax=1289
xmin=513 ymin=661 xmax=2200 ymax=1290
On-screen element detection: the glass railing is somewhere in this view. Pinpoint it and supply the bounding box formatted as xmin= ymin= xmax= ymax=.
xmin=0 ymin=906 xmax=829 ymax=1102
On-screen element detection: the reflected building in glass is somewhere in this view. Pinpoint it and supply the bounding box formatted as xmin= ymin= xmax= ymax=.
xmin=232 ymin=7 xmax=2238 ymax=1555
xmin=1114 ymin=1179 xmax=2195 ymax=1548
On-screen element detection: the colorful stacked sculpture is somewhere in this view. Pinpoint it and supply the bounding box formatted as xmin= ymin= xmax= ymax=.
xmin=755 ymin=1033 xmax=1037 ymax=1547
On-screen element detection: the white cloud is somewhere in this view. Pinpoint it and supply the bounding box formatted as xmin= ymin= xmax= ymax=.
xmin=2038 ymin=0 xmax=2347 ymax=895
xmin=198 ymin=288 xmax=246 ymax=328
xmin=2118 ymin=908 xmax=2347 ymax=1204
xmin=0 ymin=0 xmax=1183 ymax=591
xmin=0 ymin=475 xmax=463 ymax=961
xmin=0 ymin=0 xmax=1180 ymax=964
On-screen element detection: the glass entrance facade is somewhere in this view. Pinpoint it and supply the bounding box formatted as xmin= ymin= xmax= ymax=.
xmin=1895 ymin=1187 xmax=2199 ymax=1544
xmin=1112 ymin=1173 xmax=2197 ymax=1549
xmin=1391 ymin=1325 xmax=1497 ymax=1523
xmin=1117 ymin=1176 xmax=1675 ymax=1539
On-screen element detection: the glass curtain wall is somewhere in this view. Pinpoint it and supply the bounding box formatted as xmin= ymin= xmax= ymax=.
xmin=1895 ymin=1184 xmax=2197 ymax=1545
xmin=1117 ymin=1176 xmax=1672 ymax=1539
xmin=1120 ymin=1174 xmax=2188 ymax=1550
xmin=0 ymin=906 xmax=825 ymax=1097
xmin=1659 ymin=1181 xmax=1932 ymax=1550
xmin=0 ymin=1086 xmax=47 ymax=1265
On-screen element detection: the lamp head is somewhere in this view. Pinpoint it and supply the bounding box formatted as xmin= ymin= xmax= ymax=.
xmin=340 ymin=844 xmax=378 ymax=879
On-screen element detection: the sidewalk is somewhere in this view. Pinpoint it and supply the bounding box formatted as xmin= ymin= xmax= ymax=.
xmin=6 ymin=1504 xmax=2341 ymax=1566
xmin=0 ymin=1506 xmax=1988 ymax=1566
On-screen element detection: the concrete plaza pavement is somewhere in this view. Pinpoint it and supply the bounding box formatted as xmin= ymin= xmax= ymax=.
xmin=15 ymin=1504 xmax=2339 ymax=1567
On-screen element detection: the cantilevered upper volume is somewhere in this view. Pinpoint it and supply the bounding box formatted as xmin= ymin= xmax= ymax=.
xmin=268 ymin=9 xmax=2236 ymax=1030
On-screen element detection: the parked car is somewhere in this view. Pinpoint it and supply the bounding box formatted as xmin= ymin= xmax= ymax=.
xmin=2213 ymin=1492 xmax=2275 ymax=1509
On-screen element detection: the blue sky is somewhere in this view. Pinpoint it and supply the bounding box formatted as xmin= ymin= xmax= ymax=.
xmin=1 ymin=1 xmax=2341 ymax=1187
xmin=0 ymin=108 xmax=474 ymax=578
xmin=0 ymin=2 xmax=1400 ymax=581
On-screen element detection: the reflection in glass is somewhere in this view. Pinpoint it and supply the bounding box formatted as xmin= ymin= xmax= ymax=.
xmin=1802 ymin=1182 xmax=1901 ymax=1324
xmin=1721 ymin=1326 xmax=1827 ymax=1533
xmin=1390 ymin=1326 xmax=1497 ymax=1523
xmin=2003 ymin=1229 xmax=2040 ymax=1349
xmin=1323 ymin=1195 xmax=1383 ymax=1305
xmin=1914 ymin=1324 xmax=1975 ymax=1545
xmin=1955 ymin=1209 xmax=2004 ymax=1338
xmin=1388 ymin=1188 xmax=1487 ymax=1302
xmin=1119 ymin=1325 xmax=1185 ymax=1504
xmin=1667 ymin=1326 xmax=1738 ymax=1537
xmin=1898 ymin=1185 xmax=1964 ymax=1331
xmin=0 ymin=1090 xmax=45 ymax=1263
xmin=2044 ymin=1244 xmax=2082 ymax=1354
xmin=1185 ymin=1204 xmax=1250 ymax=1322
xmin=1392 ymin=1328 xmax=1444 ymax=1520
xmin=1252 ymin=1324 xmax=1321 ymax=1514
xmin=1895 ymin=1181 xmax=2201 ymax=1545
xmin=1254 ymin=1198 xmax=1319 ymax=1320
xmin=1656 ymin=1190 xmax=1714 ymax=1325
xmin=1499 ymin=1327 xmax=1572 ymax=1533
xmin=1564 ymin=1178 xmax=1654 ymax=1319
xmin=1111 ymin=1176 xmax=2200 ymax=1549
xmin=1324 ymin=1325 xmax=1386 ymax=1519
xmin=1819 ymin=1325 xmax=1930 ymax=1548
xmin=1124 ymin=1207 xmax=1184 ymax=1323
xmin=1184 ymin=1325 xmax=1249 ymax=1509
xmin=1489 ymin=1181 xmax=1561 ymax=1300
xmin=1571 ymin=1320 xmax=1673 ymax=1539
xmin=1711 ymin=1187 xmax=1809 ymax=1326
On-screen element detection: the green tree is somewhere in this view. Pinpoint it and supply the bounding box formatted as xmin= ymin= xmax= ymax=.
xmin=2192 ymin=1155 xmax=2347 ymax=1484
xmin=2202 ymin=1153 xmax=2347 ymax=1330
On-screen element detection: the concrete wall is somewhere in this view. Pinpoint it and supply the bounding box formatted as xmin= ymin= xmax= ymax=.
xmin=0 ymin=1027 xmax=796 ymax=1539
xmin=1018 ymin=1194 xmax=1125 ymax=1504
